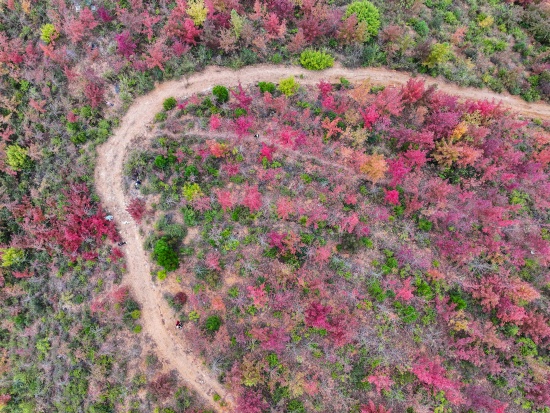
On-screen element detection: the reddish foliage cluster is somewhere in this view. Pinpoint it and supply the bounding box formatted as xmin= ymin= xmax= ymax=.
xmin=11 ymin=184 xmax=118 ymax=259
xmin=148 ymin=373 xmax=176 ymax=399
xmin=126 ymin=198 xmax=147 ymax=223
xmin=174 ymin=291 xmax=188 ymax=306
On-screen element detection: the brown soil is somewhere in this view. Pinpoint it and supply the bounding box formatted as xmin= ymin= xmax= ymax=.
xmin=94 ymin=63 xmax=550 ymax=412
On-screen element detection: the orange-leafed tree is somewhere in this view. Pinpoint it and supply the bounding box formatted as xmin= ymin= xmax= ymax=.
xmin=360 ymin=153 xmax=388 ymax=184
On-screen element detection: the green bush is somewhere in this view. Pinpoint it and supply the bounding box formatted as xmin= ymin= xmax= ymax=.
xmin=518 ymin=337 xmax=537 ymax=357
xmin=6 ymin=144 xmax=31 ymax=171
xmin=153 ymin=238 xmax=180 ymax=271
xmin=0 ymin=247 xmax=24 ymax=267
xmin=203 ymin=315 xmax=222 ymax=333
xmin=344 ymin=1 xmax=381 ymax=38
xmin=154 ymin=111 xmax=167 ymax=122
xmin=410 ymin=19 xmax=430 ymax=36
xmin=423 ymin=42 xmax=453 ymax=68
xmin=212 ymin=85 xmax=229 ymax=103
xmin=368 ymin=280 xmax=386 ymax=302
xmin=40 ymin=23 xmax=57 ymax=44
xmin=258 ymin=81 xmax=276 ymax=94
xmin=299 ymin=49 xmax=334 ymax=70
xmin=278 ymin=77 xmax=299 ymax=97
xmin=418 ymin=218 xmax=433 ymax=231
xmin=163 ymin=97 xmax=177 ymax=111
xmin=444 ymin=11 xmax=458 ymax=25
xmin=287 ymin=399 xmax=306 ymax=413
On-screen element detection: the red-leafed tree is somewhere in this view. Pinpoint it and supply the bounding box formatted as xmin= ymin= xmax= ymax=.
xmin=174 ymin=291 xmax=188 ymax=306
xmin=375 ymin=87 xmax=404 ymax=116
xmin=412 ymin=356 xmax=465 ymax=405
xmin=395 ymin=278 xmax=415 ymax=301
xmin=234 ymin=116 xmax=253 ymax=138
xmin=247 ymin=283 xmax=268 ymax=307
xmin=521 ymin=311 xmax=550 ymax=344
xmin=111 ymin=286 xmax=129 ymax=304
xmin=322 ymin=116 xmax=343 ymax=139
xmin=360 ymin=401 xmax=392 ymax=413
xmin=210 ymin=114 xmax=221 ymax=131
xmin=384 ymin=189 xmax=400 ymax=205
xmin=314 ymin=245 xmax=332 ymax=264
xmin=231 ymin=83 xmax=253 ymax=109
xmin=527 ymin=380 xmax=550 ymax=408
xmin=367 ymin=373 xmax=395 ymax=395
xmin=242 ymin=185 xmax=262 ymax=212
xmin=115 ymin=31 xmax=137 ymax=58
xmin=205 ymin=251 xmax=222 ymax=271
xmin=84 ymin=80 xmax=104 ymax=108
xmin=263 ymin=13 xmax=286 ymax=39
xmin=305 ymin=301 xmax=331 ymax=329
xmin=144 ymin=40 xmax=166 ymax=71
xmin=65 ymin=7 xmax=98 ymax=43
xmin=402 ymin=78 xmax=425 ymax=104
xmin=261 ymin=327 xmax=290 ymax=354
xmin=236 ymin=390 xmax=269 ymax=413
xmin=317 ymin=80 xmax=333 ymax=98
xmin=127 ymin=198 xmax=147 ymax=223
xmin=341 ymin=213 xmax=360 ymax=233
xmin=149 ymin=373 xmax=176 ymax=399
xmin=216 ymin=189 xmax=235 ymax=211
xmin=360 ymin=106 xmax=380 ymax=129
xmin=259 ymin=143 xmax=275 ymax=162
xmin=276 ymin=197 xmax=294 ymax=219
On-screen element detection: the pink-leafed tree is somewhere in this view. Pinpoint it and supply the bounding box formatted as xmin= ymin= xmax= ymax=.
xmin=305 ymin=301 xmax=331 ymax=329
xmin=360 ymin=400 xmax=392 ymax=413
xmin=236 ymin=390 xmax=269 ymax=413
xmin=127 ymin=198 xmax=147 ymax=223
xmin=242 ymin=185 xmax=262 ymax=212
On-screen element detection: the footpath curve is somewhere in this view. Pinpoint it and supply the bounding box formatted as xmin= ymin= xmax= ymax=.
xmin=94 ymin=63 xmax=550 ymax=412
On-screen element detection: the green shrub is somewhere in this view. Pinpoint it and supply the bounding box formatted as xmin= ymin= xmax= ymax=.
xmin=0 ymin=247 xmax=24 ymax=267
xmin=344 ymin=1 xmax=381 ymax=38
xmin=40 ymin=23 xmax=57 ymax=44
xmin=299 ymin=49 xmax=334 ymax=70
xmin=278 ymin=77 xmax=299 ymax=97
xmin=163 ymin=97 xmax=177 ymax=111
xmin=187 ymin=0 xmax=208 ymax=25
xmin=518 ymin=337 xmax=537 ymax=356
xmin=287 ymin=399 xmax=306 ymax=413
xmin=258 ymin=81 xmax=276 ymax=94
xmin=449 ymin=290 xmax=467 ymax=310
xmin=203 ymin=315 xmax=222 ymax=333
xmin=423 ymin=42 xmax=453 ymax=68
xmin=6 ymin=144 xmax=31 ymax=171
xmin=397 ymin=303 xmax=420 ymax=323
xmin=182 ymin=182 xmax=203 ymax=201
xmin=154 ymin=155 xmax=169 ymax=169
xmin=444 ymin=11 xmax=458 ymax=25
xmin=153 ymin=238 xmax=180 ymax=271
xmin=368 ymin=280 xmax=386 ymax=302
xmin=410 ymin=19 xmax=429 ymax=36
xmin=154 ymin=111 xmax=167 ymax=122
xmin=418 ymin=218 xmax=433 ymax=231
xmin=212 ymin=85 xmax=229 ymax=103
xmin=233 ymin=108 xmax=247 ymax=118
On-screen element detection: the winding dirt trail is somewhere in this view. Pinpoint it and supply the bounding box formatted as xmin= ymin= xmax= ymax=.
xmin=94 ymin=63 xmax=550 ymax=412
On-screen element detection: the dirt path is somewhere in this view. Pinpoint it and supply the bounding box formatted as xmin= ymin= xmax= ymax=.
xmin=94 ymin=63 xmax=550 ymax=412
